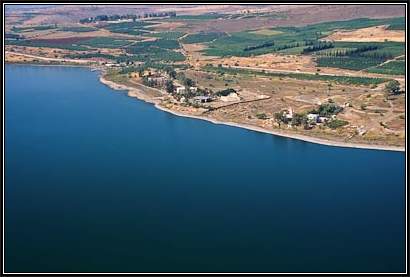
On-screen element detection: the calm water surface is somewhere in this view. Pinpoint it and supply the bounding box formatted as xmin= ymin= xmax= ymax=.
xmin=5 ymin=65 xmax=406 ymax=273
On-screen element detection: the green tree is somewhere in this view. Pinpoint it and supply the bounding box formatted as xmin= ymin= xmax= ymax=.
xmin=165 ymin=80 xmax=175 ymax=94
xmin=169 ymin=70 xmax=177 ymax=79
xmin=291 ymin=113 xmax=307 ymax=126
xmin=183 ymin=78 xmax=195 ymax=87
xmin=137 ymin=67 xmax=144 ymax=77
xmin=385 ymin=80 xmax=401 ymax=95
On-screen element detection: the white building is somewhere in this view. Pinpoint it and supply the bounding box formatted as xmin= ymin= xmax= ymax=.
xmin=285 ymin=107 xmax=293 ymax=120
xmin=189 ymin=87 xmax=198 ymax=93
xmin=176 ymin=86 xmax=186 ymax=94
xmin=318 ymin=116 xmax=329 ymax=123
xmin=190 ymin=96 xmax=212 ymax=104
xmin=105 ymin=63 xmax=118 ymax=67
xmin=307 ymin=113 xmax=319 ymax=122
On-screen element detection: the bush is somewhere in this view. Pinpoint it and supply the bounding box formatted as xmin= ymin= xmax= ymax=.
xmin=385 ymin=80 xmax=401 ymax=95
xmin=326 ymin=119 xmax=348 ymax=129
xmin=311 ymin=103 xmax=343 ymax=117
xmin=291 ymin=113 xmax=307 ymax=126
xmin=256 ymin=113 xmax=269 ymax=120
xmin=215 ymin=88 xmax=236 ymax=96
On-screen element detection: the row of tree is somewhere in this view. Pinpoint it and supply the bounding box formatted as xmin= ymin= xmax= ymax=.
xmin=345 ymin=45 xmax=378 ymax=56
xmin=273 ymin=40 xmax=316 ymax=52
xmin=79 ymin=12 xmax=176 ymax=23
xmin=244 ymin=41 xmax=275 ymax=52
xmin=318 ymin=45 xmax=394 ymax=60
xmin=302 ymin=42 xmax=334 ymax=54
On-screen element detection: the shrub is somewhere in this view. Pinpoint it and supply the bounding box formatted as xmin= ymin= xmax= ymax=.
xmin=256 ymin=113 xmax=269 ymax=120
xmin=311 ymin=103 xmax=343 ymax=117
xmin=215 ymin=88 xmax=236 ymax=96
xmin=326 ymin=119 xmax=348 ymax=129
xmin=385 ymin=80 xmax=401 ymax=95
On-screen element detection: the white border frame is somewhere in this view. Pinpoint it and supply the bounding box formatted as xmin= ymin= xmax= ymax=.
xmin=2 ymin=2 xmax=408 ymax=275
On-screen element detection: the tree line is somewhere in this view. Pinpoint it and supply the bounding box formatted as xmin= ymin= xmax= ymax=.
xmin=318 ymin=45 xmax=394 ymax=60
xmin=244 ymin=41 xmax=275 ymax=52
xmin=79 ymin=12 xmax=176 ymax=23
xmin=302 ymin=42 xmax=334 ymax=54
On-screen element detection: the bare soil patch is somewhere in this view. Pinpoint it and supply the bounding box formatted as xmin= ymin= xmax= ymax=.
xmin=325 ymin=25 xmax=405 ymax=42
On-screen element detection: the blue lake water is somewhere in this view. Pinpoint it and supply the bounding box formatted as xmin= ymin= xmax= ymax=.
xmin=4 ymin=64 xmax=406 ymax=273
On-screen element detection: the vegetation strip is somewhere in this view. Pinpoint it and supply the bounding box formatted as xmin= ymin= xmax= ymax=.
xmin=202 ymin=65 xmax=390 ymax=85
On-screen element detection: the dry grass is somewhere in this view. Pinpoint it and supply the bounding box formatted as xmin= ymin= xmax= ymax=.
xmin=184 ymin=68 xmax=405 ymax=146
xmin=325 ymin=25 xmax=405 ymax=42
xmin=249 ymin=29 xmax=283 ymax=36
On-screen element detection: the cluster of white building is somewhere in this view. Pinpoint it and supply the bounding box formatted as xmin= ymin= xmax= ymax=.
xmin=281 ymin=107 xmax=335 ymax=126
xmin=175 ymin=86 xmax=197 ymax=94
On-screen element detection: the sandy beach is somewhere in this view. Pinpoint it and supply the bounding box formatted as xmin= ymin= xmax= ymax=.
xmin=99 ymin=74 xmax=405 ymax=152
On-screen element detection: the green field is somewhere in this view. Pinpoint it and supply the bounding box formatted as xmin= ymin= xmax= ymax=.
xmin=125 ymin=38 xmax=184 ymax=62
xmin=332 ymin=41 xmax=405 ymax=57
xmin=314 ymin=47 xmax=355 ymax=56
xmin=59 ymin=26 xmax=98 ymax=32
xmin=201 ymin=17 xmax=405 ymax=58
xmin=145 ymin=31 xmax=185 ymax=40
xmin=385 ymin=18 xmax=406 ymax=30
xmin=5 ymin=39 xmax=90 ymax=51
xmin=79 ymin=37 xmax=135 ymax=48
xmin=5 ymin=37 xmax=136 ymax=50
xmin=11 ymin=25 xmax=57 ymax=33
xmin=299 ymin=17 xmax=404 ymax=32
xmin=181 ymin=32 xmax=227 ymax=44
xmin=366 ymin=60 xmax=405 ymax=75
xmin=316 ymin=56 xmax=386 ymax=70
xmin=128 ymin=38 xmax=180 ymax=51
xmin=277 ymin=46 xmax=307 ymax=55
xmin=65 ymin=53 xmax=117 ymax=60
xmin=202 ymin=65 xmax=390 ymax=85
xmin=103 ymin=21 xmax=157 ymax=35
xmin=123 ymin=48 xmax=185 ymax=62
xmin=202 ymin=31 xmax=281 ymax=57
xmin=315 ymin=41 xmax=405 ymax=70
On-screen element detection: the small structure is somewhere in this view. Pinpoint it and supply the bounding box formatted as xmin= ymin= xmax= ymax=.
xmin=191 ymin=96 xmax=212 ymax=104
xmin=357 ymin=126 xmax=367 ymax=136
xmin=220 ymin=92 xmax=240 ymax=102
xmin=189 ymin=87 xmax=198 ymax=93
xmin=285 ymin=107 xmax=293 ymax=120
xmin=307 ymin=113 xmax=319 ymax=122
xmin=105 ymin=63 xmax=119 ymax=68
xmin=176 ymin=86 xmax=186 ymax=94
xmin=318 ymin=116 xmax=329 ymax=123
xmin=147 ymin=76 xmax=167 ymax=87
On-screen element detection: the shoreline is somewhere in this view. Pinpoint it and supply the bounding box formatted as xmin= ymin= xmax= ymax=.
xmin=5 ymin=61 xmax=94 ymax=69
xmin=99 ymin=74 xmax=405 ymax=152
xmin=5 ymin=61 xmax=405 ymax=152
